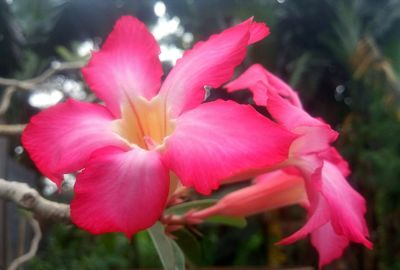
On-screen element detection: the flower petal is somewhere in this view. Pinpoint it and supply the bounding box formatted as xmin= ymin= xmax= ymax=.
xmin=266 ymin=91 xmax=329 ymax=130
xmin=311 ymin=222 xmax=349 ymax=269
xmin=159 ymin=18 xmax=269 ymax=117
xmin=278 ymin=193 xmax=330 ymax=245
xmin=163 ymin=100 xmax=296 ymax=195
xmin=225 ymin=64 xmax=302 ymax=108
xmin=265 ymin=91 xmax=338 ymax=155
xmin=192 ymin=170 xmax=306 ymax=219
xmin=225 ymin=65 xmax=327 ymax=129
xmin=225 ymin=65 xmax=338 ymax=153
xmin=82 ymin=16 xmax=163 ymax=117
xmin=22 ymin=99 xmax=124 ymax=186
xmin=71 ymin=146 xmax=169 ymax=238
xmin=289 ymin=125 xmax=338 ymax=157
xmin=320 ymin=147 xmax=351 ymax=177
xmin=279 ymin=161 xmax=372 ymax=249
xmin=320 ymin=161 xmax=372 ymax=248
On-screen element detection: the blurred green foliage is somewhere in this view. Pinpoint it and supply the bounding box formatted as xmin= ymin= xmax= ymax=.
xmin=26 ymin=224 xmax=162 ymax=270
xmin=1 ymin=0 xmax=400 ymax=269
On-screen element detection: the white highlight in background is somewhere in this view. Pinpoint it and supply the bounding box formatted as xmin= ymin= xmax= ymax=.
xmin=159 ymin=44 xmax=183 ymax=65
xmin=29 ymin=90 xmax=63 ymax=109
xmin=154 ymin=1 xmax=166 ymax=17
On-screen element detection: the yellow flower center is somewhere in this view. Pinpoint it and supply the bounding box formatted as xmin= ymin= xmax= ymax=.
xmin=113 ymin=96 xmax=175 ymax=150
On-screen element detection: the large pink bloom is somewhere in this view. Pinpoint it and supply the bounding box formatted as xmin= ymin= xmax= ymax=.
xmin=194 ymin=64 xmax=372 ymax=267
xmin=22 ymin=17 xmax=295 ymax=237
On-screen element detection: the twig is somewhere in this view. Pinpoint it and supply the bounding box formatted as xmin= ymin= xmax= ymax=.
xmin=7 ymin=217 xmax=42 ymax=270
xmin=0 ymin=61 xmax=85 ymax=91
xmin=0 ymin=124 xmax=26 ymax=135
xmin=0 ymin=179 xmax=70 ymax=223
xmin=0 ymin=86 xmax=16 ymax=116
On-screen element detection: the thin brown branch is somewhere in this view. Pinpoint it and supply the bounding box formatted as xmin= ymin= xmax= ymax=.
xmin=0 ymin=124 xmax=26 ymax=135
xmin=0 ymin=61 xmax=85 ymax=91
xmin=0 ymin=178 xmax=70 ymax=223
xmin=7 ymin=217 xmax=42 ymax=270
xmin=0 ymin=86 xmax=16 ymax=116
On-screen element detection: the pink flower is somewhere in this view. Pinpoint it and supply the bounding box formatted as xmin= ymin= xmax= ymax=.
xmin=194 ymin=64 xmax=372 ymax=267
xmin=22 ymin=17 xmax=296 ymax=237
xmin=192 ymin=168 xmax=308 ymax=218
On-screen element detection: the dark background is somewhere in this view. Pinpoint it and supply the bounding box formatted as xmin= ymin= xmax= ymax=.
xmin=1 ymin=0 xmax=400 ymax=269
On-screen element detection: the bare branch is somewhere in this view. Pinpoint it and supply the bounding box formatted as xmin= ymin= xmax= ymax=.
xmin=0 ymin=124 xmax=26 ymax=135
xmin=7 ymin=217 xmax=42 ymax=270
xmin=0 ymin=179 xmax=70 ymax=223
xmin=0 ymin=61 xmax=85 ymax=91
xmin=0 ymin=86 xmax=16 ymax=116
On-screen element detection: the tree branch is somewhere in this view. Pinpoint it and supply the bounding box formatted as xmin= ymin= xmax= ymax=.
xmin=0 ymin=86 xmax=16 ymax=116
xmin=0 ymin=124 xmax=26 ymax=135
xmin=0 ymin=61 xmax=85 ymax=91
xmin=7 ymin=217 xmax=42 ymax=270
xmin=0 ymin=178 xmax=71 ymax=223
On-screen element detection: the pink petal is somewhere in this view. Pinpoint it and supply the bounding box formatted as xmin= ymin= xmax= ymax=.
xmin=278 ymin=193 xmax=330 ymax=245
xmin=22 ymin=99 xmax=124 ymax=186
xmin=311 ymin=222 xmax=349 ymax=269
xmin=159 ymin=18 xmax=269 ymax=117
xmin=320 ymin=161 xmax=372 ymax=249
xmin=289 ymin=125 xmax=338 ymax=157
xmin=71 ymin=146 xmax=169 ymax=238
xmin=265 ymin=92 xmax=338 ymax=156
xmin=226 ymin=66 xmax=269 ymax=106
xmin=82 ymin=16 xmax=163 ymax=117
xmin=266 ymin=91 xmax=330 ymax=131
xmin=225 ymin=65 xmax=338 ymax=153
xmin=276 ymin=157 xmax=326 ymax=245
xmin=163 ymin=100 xmax=296 ymax=195
xmin=225 ymin=65 xmax=332 ymax=130
xmin=192 ymin=170 xmax=306 ymax=219
xmin=320 ymin=147 xmax=351 ymax=177
xmin=225 ymin=64 xmax=302 ymax=108
xmin=247 ymin=20 xmax=271 ymax=44
xmin=279 ymin=160 xmax=372 ymax=259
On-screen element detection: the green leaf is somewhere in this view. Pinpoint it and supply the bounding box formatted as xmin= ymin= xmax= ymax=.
xmin=166 ymin=199 xmax=218 ymax=215
xmin=166 ymin=199 xmax=246 ymax=228
xmin=206 ymin=215 xmax=247 ymax=228
xmin=147 ymin=222 xmax=185 ymax=270
xmin=134 ymin=231 xmax=161 ymax=268
xmin=173 ymin=229 xmax=203 ymax=265
xmin=172 ymin=240 xmax=185 ymax=270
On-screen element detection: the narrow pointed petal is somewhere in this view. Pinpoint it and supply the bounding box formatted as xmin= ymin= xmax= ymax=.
xmin=159 ymin=18 xmax=269 ymax=117
xmin=225 ymin=64 xmax=302 ymax=108
xmin=82 ymin=16 xmax=163 ymax=117
xmin=71 ymin=147 xmax=169 ymax=238
xmin=22 ymin=99 xmax=124 ymax=186
xmin=192 ymin=170 xmax=306 ymax=219
xmin=163 ymin=100 xmax=296 ymax=195
xmin=311 ymin=222 xmax=349 ymax=269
